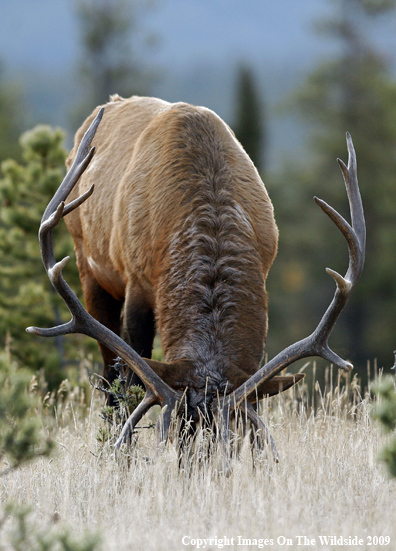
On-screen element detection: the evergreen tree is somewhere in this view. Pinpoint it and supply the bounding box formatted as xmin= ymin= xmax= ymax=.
xmin=372 ymin=375 xmax=396 ymax=478
xmin=0 ymin=125 xmax=94 ymax=386
xmin=234 ymin=66 xmax=265 ymax=172
xmin=267 ymin=0 xmax=396 ymax=374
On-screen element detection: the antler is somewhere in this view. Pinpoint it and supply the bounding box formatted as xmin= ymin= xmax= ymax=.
xmin=26 ymin=108 xmax=183 ymax=448
xmin=220 ymin=133 xmax=365 ymax=425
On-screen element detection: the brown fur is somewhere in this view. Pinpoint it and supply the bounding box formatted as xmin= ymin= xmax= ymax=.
xmin=66 ymin=95 xmax=278 ymax=417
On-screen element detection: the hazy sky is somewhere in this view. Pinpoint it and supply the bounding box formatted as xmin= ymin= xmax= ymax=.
xmin=0 ymin=0 xmax=335 ymax=74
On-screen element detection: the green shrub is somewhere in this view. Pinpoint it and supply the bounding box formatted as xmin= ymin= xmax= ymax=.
xmin=371 ymin=375 xmax=396 ymax=477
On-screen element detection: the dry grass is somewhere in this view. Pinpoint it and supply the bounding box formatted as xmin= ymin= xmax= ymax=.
xmin=1 ymin=365 xmax=396 ymax=550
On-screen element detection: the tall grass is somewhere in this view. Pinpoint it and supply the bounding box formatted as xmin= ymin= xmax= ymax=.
xmin=1 ymin=363 xmax=395 ymax=550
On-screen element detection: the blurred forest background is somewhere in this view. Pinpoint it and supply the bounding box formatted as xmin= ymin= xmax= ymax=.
xmin=1 ymin=0 xmax=396 ymax=388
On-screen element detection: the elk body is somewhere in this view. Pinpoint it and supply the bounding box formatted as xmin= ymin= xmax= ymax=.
xmin=27 ymin=95 xmax=365 ymax=461
xmin=65 ymin=95 xmax=282 ymax=418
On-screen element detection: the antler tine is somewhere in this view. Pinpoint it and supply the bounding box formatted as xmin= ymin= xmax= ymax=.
xmin=63 ymin=185 xmax=95 ymax=217
xmin=341 ymin=132 xmax=366 ymax=251
xmin=239 ymin=402 xmax=279 ymax=462
xmin=220 ymin=133 xmax=365 ymax=413
xmin=27 ymin=107 xmax=183 ymax=442
xmin=115 ymin=391 xmax=157 ymax=448
xmin=42 ymin=107 xmax=104 ymax=224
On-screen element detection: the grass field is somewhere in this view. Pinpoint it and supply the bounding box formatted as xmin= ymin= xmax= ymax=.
xmin=1 ymin=364 xmax=395 ymax=551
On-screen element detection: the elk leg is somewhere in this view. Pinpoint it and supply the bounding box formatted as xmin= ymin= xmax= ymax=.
xmin=87 ymin=284 xmax=124 ymax=388
xmin=76 ymin=259 xmax=123 ymax=393
xmin=121 ymin=284 xmax=156 ymax=388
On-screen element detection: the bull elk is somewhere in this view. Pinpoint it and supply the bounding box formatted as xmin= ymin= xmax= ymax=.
xmin=27 ymin=96 xmax=365 ymax=461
